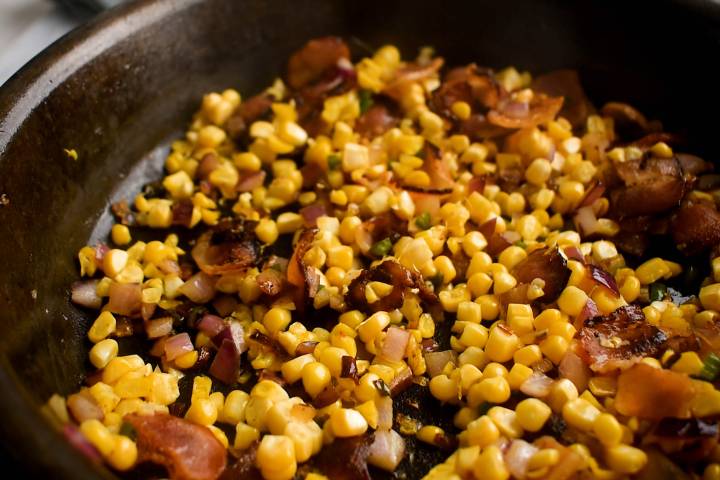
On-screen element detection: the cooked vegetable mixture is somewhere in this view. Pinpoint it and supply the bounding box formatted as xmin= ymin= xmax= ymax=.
xmin=47 ymin=37 xmax=720 ymax=479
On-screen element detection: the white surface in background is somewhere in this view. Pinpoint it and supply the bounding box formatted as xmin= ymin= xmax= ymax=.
xmin=0 ymin=0 xmax=80 ymax=86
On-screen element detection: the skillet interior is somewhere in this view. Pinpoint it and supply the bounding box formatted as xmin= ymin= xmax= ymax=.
xmin=0 ymin=0 xmax=719 ymax=477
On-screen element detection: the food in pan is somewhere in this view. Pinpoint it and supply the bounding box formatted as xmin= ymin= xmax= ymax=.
xmin=47 ymin=36 xmax=720 ymax=479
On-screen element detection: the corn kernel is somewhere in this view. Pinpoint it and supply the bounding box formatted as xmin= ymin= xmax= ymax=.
xmin=516 ymin=398 xmax=551 ymax=432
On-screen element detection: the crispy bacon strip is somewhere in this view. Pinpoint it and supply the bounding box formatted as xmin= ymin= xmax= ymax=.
xmin=287 ymin=228 xmax=320 ymax=301
xmin=672 ymin=202 xmax=720 ymax=255
xmin=577 ymin=305 xmax=667 ymax=373
xmin=615 ymin=363 xmax=695 ymax=419
xmin=287 ymin=37 xmax=350 ymax=90
xmin=531 ymin=69 xmax=594 ymax=127
xmin=345 ymin=260 xmax=436 ymax=314
xmin=487 ymin=92 xmax=563 ymax=129
xmin=125 ymin=413 xmax=226 ymax=480
xmin=354 ymin=100 xmax=400 ymax=139
xmin=610 ymin=156 xmax=686 ymax=218
xmin=511 ymin=247 xmax=570 ymax=303
xmin=191 ymin=219 xmax=260 ymax=276
xmin=311 ymin=434 xmax=373 ymax=480
xmin=225 ymin=93 xmax=273 ymax=140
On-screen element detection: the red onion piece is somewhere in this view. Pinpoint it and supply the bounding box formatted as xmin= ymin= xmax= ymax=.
xmin=67 ymin=392 xmax=103 ymax=423
xmin=150 ymin=337 xmax=168 ymax=357
xmin=179 ymin=272 xmax=216 ymax=304
xmin=559 ymin=350 xmax=591 ymax=393
xmin=505 ymin=439 xmax=538 ymax=480
xmin=579 ymin=180 xmax=606 ymax=208
xmin=164 ymin=333 xmax=194 ymax=361
xmin=424 ymin=350 xmax=458 ymax=378
xmin=93 ymin=244 xmax=109 ymax=268
xmin=71 ymin=280 xmax=102 ymax=309
xmin=587 ymin=265 xmax=620 ymax=296
xmin=563 ymin=246 xmax=585 ymax=263
xmin=376 ymin=396 xmax=393 ymax=430
xmin=236 ymin=170 xmax=266 ymax=192
xmin=106 ymin=282 xmax=142 ymax=316
xmin=212 ymin=295 xmax=238 ymax=317
xmin=212 ymin=323 xmax=246 ymax=355
xmin=367 ymin=429 xmax=406 ymax=472
xmin=573 ymin=206 xmax=599 ymax=236
xmin=198 ymin=314 xmax=226 ymax=338
xmin=146 ymin=317 xmax=173 ymax=339
xmin=300 ymin=203 xmax=327 ymax=227
xmin=141 ymin=302 xmax=156 ymax=321
xmin=478 ymin=217 xmax=497 ymax=239
xmin=520 ymin=372 xmax=554 ymax=398
xmin=389 ymin=367 xmax=413 ymax=397
xmin=575 ymin=298 xmax=599 ymax=329
xmin=63 ymin=424 xmax=102 ymax=463
xmin=380 ymin=327 xmax=411 ymax=362
xmin=209 ymin=338 xmax=241 ymax=384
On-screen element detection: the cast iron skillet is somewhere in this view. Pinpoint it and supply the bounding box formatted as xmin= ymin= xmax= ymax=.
xmin=1 ymin=0 xmax=720 ymax=478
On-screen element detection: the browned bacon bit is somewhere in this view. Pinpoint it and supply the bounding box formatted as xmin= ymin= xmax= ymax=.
xmin=612 ymin=230 xmax=649 ymax=257
xmin=577 ymin=305 xmax=667 ymax=373
xmin=677 ymin=152 xmax=713 ymax=177
xmin=512 ymin=247 xmax=570 ymax=303
xmin=354 ymin=100 xmax=400 ymax=139
xmin=313 ymin=382 xmax=341 ymax=409
xmin=255 ymin=267 xmax=285 ymax=296
xmin=615 ymin=363 xmax=695 ymax=419
xmin=287 ymin=37 xmax=350 ymax=90
xmin=430 ymin=65 xmax=501 ymax=119
xmin=401 ymin=144 xmax=455 ymax=194
xmin=389 ymin=367 xmax=413 ymax=397
xmin=486 ymin=231 xmax=520 ymax=256
xmin=197 ymin=153 xmax=220 ymax=180
xmin=192 ymin=218 xmax=260 ymax=276
xmin=295 ymin=340 xmax=319 ymax=356
xmin=600 ymin=102 xmax=654 ymax=141
xmin=125 ymin=413 xmax=227 ymax=480
xmin=610 ymin=156 xmax=686 ymax=219
xmin=287 ymin=228 xmax=321 ymax=303
xmin=225 ymin=93 xmax=273 ymax=140
xmin=578 ymin=180 xmax=606 ymax=209
xmin=487 ymin=92 xmax=564 ymax=129
xmin=672 ymin=202 xmax=720 ymax=255
xmin=219 ymin=441 xmax=262 ymax=480
xmin=531 ymin=69 xmax=594 ymax=128
xmin=383 ymin=58 xmax=444 ymax=101
xmin=311 ymin=434 xmax=373 ymax=480
xmin=345 ymin=259 xmax=437 ymax=314
xmin=299 ymin=161 xmax=325 ymax=190
xmin=340 ymin=355 xmax=359 ymax=382
xmin=111 ymin=199 xmax=134 ymax=225
xmin=172 ymin=199 xmax=194 ymax=227
xmin=362 ymin=211 xmax=408 ymax=246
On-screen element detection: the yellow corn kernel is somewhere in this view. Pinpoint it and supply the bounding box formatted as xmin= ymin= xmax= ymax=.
xmin=302 ymin=362 xmax=331 ymax=398
xmin=548 ymin=378 xmax=579 ymax=412
xmin=671 ymin=351 xmax=704 ymax=376
xmin=700 ymin=283 xmax=720 ymax=311
xmin=562 ymin=398 xmax=600 ymax=431
xmin=357 ymin=311 xmax=390 ymax=343
xmin=429 ymin=374 xmax=458 ymax=403
xmin=106 ymin=435 xmax=137 ymax=471
xmin=458 ymin=323 xmax=488 ymax=349
xmin=557 ymin=286 xmax=588 ymax=317
xmin=466 ymin=415 xmax=500 ymax=447
xmin=89 ymin=339 xmax=119 ymax=369
xmin=487 ymin=406 xmax=523 ymax=439
xmin=516 ymin=398 xmax=551 ymax=432
xmin=80 ymin=419 xmax=115 ymax=456
xmin=593 ymin=412 xmax=622 ymax=446
xmin=635 ymin=258 xmax=672 ymax=285
xmin=477 ymin=376 xmax=511 ymax=404
xmin=484 ymin=325 xmax=519 ymax=362
xmin=540 ymin=335 xmax=569 ymax=364
xmin=103 ymin=249 xmax=128 ymax=278
xmin=233 ymin=422 xmax=260 ymax=450
xmin=256 ymin=434 xmax=297 ymax=480
xmin=498 ymin=246 xmax=527 ymax=270
xmin=88 ymin=311 xmax=116 ymax=344
xmin=506 ymin=363 xmax=533 ymax=390
xmin=605 ymin=445 xmax=647 ymax=474
xmin=110 ymin=225 xmax=132 ymax=247
xmin=506 ymin=303 xmax=534 ymax=335
xmin=492 ymin=271 xmax=517 ymax=295
xmin=330 ymin=408 xmax=368 ymax=437
xmin=264 ymin=307 xmax=292 ymax=336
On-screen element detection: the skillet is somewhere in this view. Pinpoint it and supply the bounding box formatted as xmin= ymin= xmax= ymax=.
xmin=1 ymin=0 xmax=720 ymax=477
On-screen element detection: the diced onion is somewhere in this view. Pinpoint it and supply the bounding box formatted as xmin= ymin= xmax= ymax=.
xmin=380 ymin=327 xmax=410 ymax=362
xmin=424 ymin=350 xmax=457 ymax=378
xmin=164 ymin=333 xmax=193 ymax=361
xmin=368 ymin=429 xmax=406 ymax=472
xmin=520 ymin=372 xmax=554 ymax=398
xmin=179 ymin=272 xmax=216 ymax=303
xmin=504 ymin=439 xmax=538 ymax=479
xmin=146 ymin=317 xmax=173 ymax=339
xmin=71 ymin=280 xmax=102 ymax=309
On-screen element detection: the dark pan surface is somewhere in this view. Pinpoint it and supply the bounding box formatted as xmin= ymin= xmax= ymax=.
xmin=0 ymin=0 xmax=719 ymax=477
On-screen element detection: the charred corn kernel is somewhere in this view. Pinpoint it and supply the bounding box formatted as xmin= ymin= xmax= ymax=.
xmin=635 ymin=258 xmax=671 ymax=285
xmin=516 ymin=398 xmax=551 ymax=432
xmin=185 ymin=397 xmax=217 ymax=426
xmin=234 ymin=422 xmax=260 ymax=450
xmin=457 ymin=301 xmax=482 ymax=324
xmin=506 ymin=363 xmax=533 ymax=390
xmin=700 ymin=284 xmax=720 ymax=311
xmin=107 ymin=435 xmax=137 ymax=471
xmin=103 ymin=249 xmax=128 ymax=278
xmin=548 ymin=378 xmax=579 ymax=412
xmin=498 ymin=246 xmax=527 ymax=270
xmin=507 ymin=303 xmax=534 ymax=335
xmin=672 ymin=351 xmax=704 ymax=375
xmin=557 ymin=286 xmax=588 ymax=316
xmin=357 ymin=311 xmax=390 ymax=343
xmin=466 ymin=415 xmax=500 ymax=447
xmin=562 ymin=398 xmax=600 ymax=431
xmin=459 ymin=323 xmax=488 ymax=348
xmin=89 ymin=339 xmax=119 ymax=369
xmin=302 ymin=362 xmax=331 ymax=397
xmin=330 ymin=408 xmax=368 ymax=437
xmin=593 ymin=413 xmax=622 ymax=446
xmin=605 ymin=445 xmax=647 ymax=474
xmin=487 ymin=406 xmax=523 ymax=438
xmin=252 ymin=218 xmax=278 ymax=245
xmin=264 ymin=307 xmax=292 ymax=335
xmin=256 ymin=435 xmax=297 ymax=480
xmin=429 ymin=374 xmax=458 ymax=403
xmin=88 ymin=311 xmax=116 ymax=343
xmin=541 ymin=335 xmax=569 ymax=364
xmin=525 ymin=158 xmax=552 ymax=186
xmin=484 ymin=326 xmax=519 ymax=362
xmin=417 ymin=425 xmax=446 ymax=446
xmin=80 ymin=419 xmax=115 ymax=456
xmin=477 ymin=376 xmax=511 ymax=404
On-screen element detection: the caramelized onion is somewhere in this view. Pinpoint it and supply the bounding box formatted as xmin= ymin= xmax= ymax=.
xmin=71 ymin=280 xmax=101 ymax=309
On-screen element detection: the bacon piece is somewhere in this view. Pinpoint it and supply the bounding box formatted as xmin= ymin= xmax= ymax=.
xmin=125 ymin=413 xmax=227 ymax=480
xmin=430 ymin=65 xmax=501 ymax=117
xmin=487 ymin=93 xmax=563 ymax=129
xmin=191 ymin=219 xmax=260 ymax=276
xmin=219 ymin=442 xmax=262 ymax=480
xmin=672 ymin=202 xmax=720 ymax=255
xmin=577 ymin=305 xmax=667 ymax=373
xmin=615 ymin=363 xmax=694 ymax=419
xmin=531 ymin=69 xmax=594 ymax=128
xmin=383 ymin=58 xmax=444 ymax=101
xmin=256 ymin=267 xmax=285 ymax=297
xmin=287 ymin=228 xmax=320 ymax=304
xmin=586 ymin=264 xmax=619 ymax=296
xmin=601 ymin=102 xmax=654 ymax=141
xmin=354 ymin=101 xmax=400 ymax=139
xmin=225 ymin=93 xmax=273 ymax=140
xmin=345 ymin=260 xmax=436 ymax=314
xmin=610 ymin=156 xmax=686 ymax=218
xmin=287 ymin=37 xmax=350 ymax=90
xmin=311 ymin=434 xmax=373 ymax=480
xmin=361 ymin=211 xmax=408 ymax=249
xmin=172 ymin=199 xmax=194 ymax=227
xmin=511 ymin=247 xmax=570 ymax=303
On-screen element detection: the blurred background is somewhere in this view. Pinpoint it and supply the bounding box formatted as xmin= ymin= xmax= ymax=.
xmin=0 ymin=0 xmax=124 ymax=86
